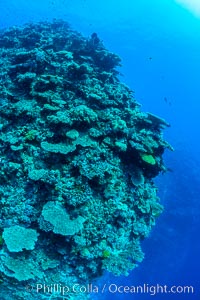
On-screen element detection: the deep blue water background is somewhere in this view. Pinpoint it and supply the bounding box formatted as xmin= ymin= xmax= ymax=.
xmin=1 ymin=0 xmax=200 ymax=299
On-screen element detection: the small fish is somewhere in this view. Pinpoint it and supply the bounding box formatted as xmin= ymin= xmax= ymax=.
xmin=164 ymin=97 xmax=172 ymax=106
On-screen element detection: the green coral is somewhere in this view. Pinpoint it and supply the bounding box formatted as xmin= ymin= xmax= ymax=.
xmin=0 ymin=235 xmax=3 ymax=246
xmin=141 ymin=153 xmax=156 ymax=165
xmin=102 ymin=249 xmax=111 ymax=258
xmin=24 ymin=129 xmax=38 ymax=141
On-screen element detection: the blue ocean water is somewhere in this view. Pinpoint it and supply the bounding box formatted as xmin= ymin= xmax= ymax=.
xmin=0 ymin=0 xmax=200 ymax=299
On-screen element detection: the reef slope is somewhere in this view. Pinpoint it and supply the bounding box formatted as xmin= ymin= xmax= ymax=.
xmin=0 ymin=20 xmax=172 ymax=300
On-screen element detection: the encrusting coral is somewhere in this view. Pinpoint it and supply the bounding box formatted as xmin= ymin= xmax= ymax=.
xmin=0 ymin=20 xmax=172 ymax=299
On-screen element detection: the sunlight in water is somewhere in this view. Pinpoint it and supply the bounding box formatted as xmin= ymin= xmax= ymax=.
xmin=175 ymin=0 xmax=200 ymax=16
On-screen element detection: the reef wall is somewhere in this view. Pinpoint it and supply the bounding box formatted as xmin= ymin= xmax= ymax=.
xmin=0 ymin=20 xmax=172 ymax=300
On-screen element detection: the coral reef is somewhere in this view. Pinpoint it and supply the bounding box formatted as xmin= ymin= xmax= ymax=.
xmin=0 ymin=20 xmax=172 ymax=299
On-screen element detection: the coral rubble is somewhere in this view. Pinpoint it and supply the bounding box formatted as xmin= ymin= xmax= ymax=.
xmin=0 ymin=20 xmax=172 ymax=299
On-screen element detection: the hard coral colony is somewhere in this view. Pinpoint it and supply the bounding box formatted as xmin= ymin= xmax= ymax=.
xmin=0 ymin=20 xmax=172 ymax=299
